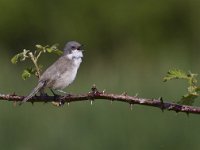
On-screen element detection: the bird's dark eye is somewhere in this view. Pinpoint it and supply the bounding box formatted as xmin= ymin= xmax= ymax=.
xmin=71 ymin=46 xmax=76 ymax=50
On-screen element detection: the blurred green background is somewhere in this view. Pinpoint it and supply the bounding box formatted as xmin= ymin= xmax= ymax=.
xmin=0 ymin=0 xmax=200 ymax=149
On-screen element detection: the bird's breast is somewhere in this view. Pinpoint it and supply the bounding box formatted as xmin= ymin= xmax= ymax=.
xmin=53 ymin=57 xmax=82 ymax=90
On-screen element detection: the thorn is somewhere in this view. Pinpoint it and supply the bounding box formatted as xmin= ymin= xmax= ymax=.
xmin=159 ymin=97 xmax=164 ymax=112
xmin=67 ymin=102 xmax=70 ymax=107
xmin=122 ymin=92 xmax=127 ymax=96
xmin=110 ymin=100 xmax=113 ymax=104
xmin=31 ymin=101 xmax=34 ymax=106
xmin=91 ymin=84 xmax=99 ymax=95
xmin=92 ymin=84 xmax=96 ymax=88
xmin=130 ymin=103 xmax=133 ymax=110
xmin=159 ymin=97 xmax=163 ymax=103
xmin=11 ymin=92 xmax=16 ymax=96
xmin=59 ymin=100 xmax=65 ymax=106
xmin=186 ymin=112 xmax=189 ymax=117
xmin=91 ymin=84 xmax=96 ymax=92
xmin=175 ymin=110 xmax=179 ymax=114
xmin=135 ymin=93 xmax=138 ymax=97
xmin=102 ymin=89 xmax=106 ymax=94
xmin=90 ymin=100 xmax=93 ymax=105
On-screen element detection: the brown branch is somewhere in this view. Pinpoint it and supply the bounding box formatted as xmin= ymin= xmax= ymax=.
xmin=1 ymin=86 xmax=200 ymax=115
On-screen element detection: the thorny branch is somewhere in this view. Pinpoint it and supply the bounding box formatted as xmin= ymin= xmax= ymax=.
xmin=0 ymin=85 xmax=200 ymax=115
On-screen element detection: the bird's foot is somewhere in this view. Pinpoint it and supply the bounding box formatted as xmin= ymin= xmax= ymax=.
xmin=51 ymin=101 xmax=64 ymax=107
xmin=51 ymin=92 xmax=64 ymax=107
xmin=51 ymin=100 xmax=65 ymax=107
xmin=50 ymin=89 xmax=67 ymax=106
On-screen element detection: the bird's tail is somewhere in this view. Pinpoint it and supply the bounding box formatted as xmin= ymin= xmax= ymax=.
xmin=19 ymin=81 xmax=45 ymax=105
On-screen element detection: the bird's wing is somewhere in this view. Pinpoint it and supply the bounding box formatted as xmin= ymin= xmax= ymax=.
xmin=39 ymin=56 xmax=71 ymax=87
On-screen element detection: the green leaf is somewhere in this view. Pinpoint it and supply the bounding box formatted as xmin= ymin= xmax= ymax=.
xmin=35 ymin=44 xmax=47 ymax=53
xmin=50 ymin=44 xmax=59 ymax=50
xmin=11 ymin=49 xmax=30 ymax=64
xmin=164 ymin=69 xmax=200 ymax=105
xmin=163 ymin=69 xmax=188 ymax=82
xmin=51 ymin=49 xmax=63 ymax=55
xmin=22 ymin=69 xmax=31 ymax=80
xmin=35 ymin=44 xmax=63 ymax=55
xmin=46 ymin=48 xmax=52 ymax=53
xmin=45 ymin=44 xmax=63 ymax=55
xmin=188 ymin=72 xmax=198 ymax=85
xmin=11 ymin=54 xmax=20 ymax=64
xmin=178 ymin=93 xmax=198 ymax=105
xmin=35 ymin=44 xmax=43 ymax=49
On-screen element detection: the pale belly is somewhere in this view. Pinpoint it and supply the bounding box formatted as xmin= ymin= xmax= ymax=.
xmin=52 ymin=58 xmax=81 ymax=90
xmin=53 ymin=69 xmax=77 ymax=89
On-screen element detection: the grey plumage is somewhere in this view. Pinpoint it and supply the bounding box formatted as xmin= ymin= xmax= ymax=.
xmin=20 ymin=41 xmax=83 ymax=105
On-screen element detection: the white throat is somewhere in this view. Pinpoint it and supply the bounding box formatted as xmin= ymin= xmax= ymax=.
xmin=67 ymin=49 xmax=83 ymax=66
xmin=67 ymin=49 xmax=83 ymax=60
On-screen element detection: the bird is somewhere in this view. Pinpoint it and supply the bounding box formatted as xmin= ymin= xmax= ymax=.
xmin=20 ymin=41 xmax=84 ymax=105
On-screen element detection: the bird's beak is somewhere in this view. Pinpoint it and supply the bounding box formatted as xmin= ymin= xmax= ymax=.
xmin=78 ymin=44 xmax=84 ymax=51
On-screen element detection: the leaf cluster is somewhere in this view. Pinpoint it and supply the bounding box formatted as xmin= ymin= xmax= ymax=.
xmin=11 ymin=44 xmax=63 ymax=80
xmin=163 ymin=69 xmax=200 ymax=105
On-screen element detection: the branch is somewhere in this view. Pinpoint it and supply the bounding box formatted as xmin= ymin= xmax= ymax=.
xmin=1 ymin=86 xmax=200 ymax=115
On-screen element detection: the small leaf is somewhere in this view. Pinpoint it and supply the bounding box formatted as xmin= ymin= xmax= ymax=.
xmin=51 ymin=49 xmax=63 ymax=55
xmin=163 ymin=69 xmax=188 ymax=82
xmin=22 ymin=69 xmax=31 ymax=80
xmin=45 ymin=44 xmax=63 ymax=55
xmin=11 ymin=49 xmax=29 ymax=64
xmin=35 ymin=44 xmax=43 ymax=49
xmin=36 ymin=44 xmax=47 ymax=53
xmin=46 ymin=48 xmax=52 ymax=53
xmin=188 ymin=72 xmax=198 ymax=85
xmin=50 ymin=44 xmax=59 ymax=50
xmin=11 ymin=54 xmax=20 ymax=64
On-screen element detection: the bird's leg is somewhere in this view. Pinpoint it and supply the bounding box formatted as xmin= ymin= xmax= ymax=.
xmin=55 ymin=90 xmax=67 ymax=106
xmin=39 ymin=88 xmax=48 ymax=96
xmin=50 ymin=89 xmax=59 ymax=96
xmin=50 ymin=89 xmax=65 ymax=106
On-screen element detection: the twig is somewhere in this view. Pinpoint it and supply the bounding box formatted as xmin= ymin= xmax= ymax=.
xmin=0 ymin=86 xmax=200 ymax=115
xmin=28 ymin=52 xmax=41 ymax=78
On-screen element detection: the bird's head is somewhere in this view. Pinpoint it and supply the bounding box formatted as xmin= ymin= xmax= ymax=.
xmin=64 ymin=41 xmax=83 ymax=59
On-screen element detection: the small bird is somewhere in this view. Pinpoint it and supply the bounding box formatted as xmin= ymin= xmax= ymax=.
xmin=20 ymin=41 xmax=83 ymax=105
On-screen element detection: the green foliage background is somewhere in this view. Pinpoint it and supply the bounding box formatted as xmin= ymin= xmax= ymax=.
xmin=0 ymin=0 xmax=200 ymax=149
